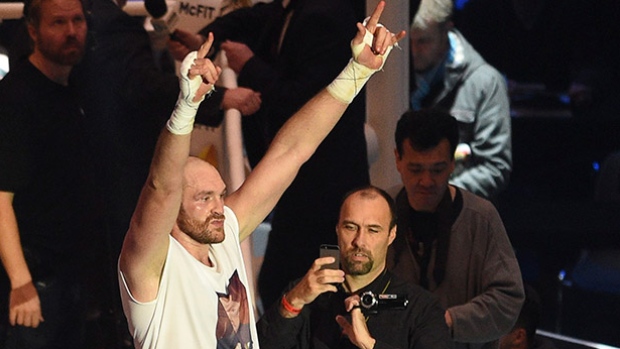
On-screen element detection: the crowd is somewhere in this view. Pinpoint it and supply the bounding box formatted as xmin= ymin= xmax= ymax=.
xmin=9 ymin=0 xmax=615 ymax=347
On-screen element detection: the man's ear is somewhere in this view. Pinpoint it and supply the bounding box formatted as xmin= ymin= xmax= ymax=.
xmin=394 ymin=148 xmax=402 ymax=171
xmin=27 ymin=23 xmax=36 ymax=43
xmin=387 ymin=225 xmax=397 ymax=246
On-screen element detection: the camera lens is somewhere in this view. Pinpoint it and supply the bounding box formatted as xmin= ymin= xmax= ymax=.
xmin=360 ymin=291 xmax=377 ymax=309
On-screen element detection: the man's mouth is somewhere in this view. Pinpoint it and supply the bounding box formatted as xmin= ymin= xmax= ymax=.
xmin=350 ymin=251 xmax=369 ymax=261
xmin=210 ymin=219 xmax=224 ymax=227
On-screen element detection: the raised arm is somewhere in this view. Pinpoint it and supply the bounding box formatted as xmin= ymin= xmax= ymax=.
xmin=118 ymin=34 xmax=221 ymax=302
xmin=226 ymin=1 xmax=406 ymax=240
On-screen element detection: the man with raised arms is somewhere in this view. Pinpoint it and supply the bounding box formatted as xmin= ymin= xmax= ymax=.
xmin=117 ymin=2 xmax=405 ymax=348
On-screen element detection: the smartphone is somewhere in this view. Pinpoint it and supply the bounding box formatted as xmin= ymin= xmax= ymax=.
xmin=319 ymin=244 xmax=340 ymax=270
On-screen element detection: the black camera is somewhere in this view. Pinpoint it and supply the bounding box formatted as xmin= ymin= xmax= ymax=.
xmin=359 ymin=291 xmax=409 ymax=315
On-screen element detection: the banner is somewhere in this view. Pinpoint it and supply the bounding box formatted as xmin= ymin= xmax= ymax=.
xmin=162 ymin=0 xmax=224 ymax=34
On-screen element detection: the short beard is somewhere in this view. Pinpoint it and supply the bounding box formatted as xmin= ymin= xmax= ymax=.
xmin=342 ymin=248 xmax=374 ymax=276
xmin=177 ymin=207 xmax=225 ymax=244
xmin=38 ymin=35 xmax=85 ymax=66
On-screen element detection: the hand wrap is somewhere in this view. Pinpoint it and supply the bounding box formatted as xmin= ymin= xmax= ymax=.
xmin=166 ymin=51 xmax=208 ymax=135
xmin=326 ymin=25 xmax=395 ymax=104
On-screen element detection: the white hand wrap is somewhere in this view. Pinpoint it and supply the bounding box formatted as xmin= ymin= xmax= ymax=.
xmin=326 ymin=26 xmax=395 ymax=104
xmin=166 ymin=51 xmax=206 ymax=135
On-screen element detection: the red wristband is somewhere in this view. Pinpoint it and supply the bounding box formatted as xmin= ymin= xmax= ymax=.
xmin=281 ymin=294 xmax=302 ymax=314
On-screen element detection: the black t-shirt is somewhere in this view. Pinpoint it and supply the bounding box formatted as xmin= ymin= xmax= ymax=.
xmin=0 ymin=59 xmax=90 ymax=271
xmin=258 ymin=270 xmax=454 ymax=349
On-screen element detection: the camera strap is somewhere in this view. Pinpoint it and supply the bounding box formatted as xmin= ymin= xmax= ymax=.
xmin=376 ymin=268 xmax=392 ymax=294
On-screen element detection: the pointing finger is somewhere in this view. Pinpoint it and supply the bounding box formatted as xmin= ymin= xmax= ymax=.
xmin=365 ymin=0 xmax=385 ymax=34
xmin=197 ymin=32 xmax=214 ymax=59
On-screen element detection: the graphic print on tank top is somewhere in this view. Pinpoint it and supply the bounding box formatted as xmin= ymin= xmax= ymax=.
xmin=216 ymin=270 xmax=253 ymax=349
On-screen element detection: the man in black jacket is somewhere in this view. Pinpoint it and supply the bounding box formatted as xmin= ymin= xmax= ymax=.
xmin=257 ymin=186 xmax=453 ymax=349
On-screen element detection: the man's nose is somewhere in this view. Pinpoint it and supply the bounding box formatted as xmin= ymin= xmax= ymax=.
xmin=212 ymin=196 xmax=225 ymax=214
xmin=418 ymin=171 xmax=434 ymax=186
xmin=352 ymin=231 xmax=366 ymax=247
xmin=66 ymin=22 xmax=77 ymax=35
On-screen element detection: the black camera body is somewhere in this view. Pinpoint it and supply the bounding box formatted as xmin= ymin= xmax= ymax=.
xmin=359 ymin=291 xmax=409 ymax=315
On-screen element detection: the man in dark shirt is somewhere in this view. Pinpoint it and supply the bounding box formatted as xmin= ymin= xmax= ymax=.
xmin=0 ymin=0 xmax=92 ymax=346
xmin=258 ymin=186 xmax=453 ymax=349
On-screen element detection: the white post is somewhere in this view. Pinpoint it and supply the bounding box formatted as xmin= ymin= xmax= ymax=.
xmin=365 ymin=0 xmax=409 ymax=192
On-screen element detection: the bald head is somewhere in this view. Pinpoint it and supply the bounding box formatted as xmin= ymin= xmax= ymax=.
xmin=339 ymin=186 xmax=397 ymax=230
xmin=183 ymin=157 xmax=224 ymax=190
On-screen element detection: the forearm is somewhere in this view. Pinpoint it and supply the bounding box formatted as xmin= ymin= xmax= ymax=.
xmin=152 ymin=44 xmax=217 ymax=178
xmin=269 ymin=89 xmax=348 ymax=163
xmin=450 ymin=162 xmax=510 ymax=199
xmin=0 ymin=192 xmax=32 ymax=288
xmin=0 ymin=194 xmax=43 ymax=327
xmin=447 ymin=288 xmax=521 ymax=343
xmin=448 ymin=231 xmax=524 ymax=342
xmin=231 ymin=87 xmax=352 ymax=238
xmin=268 ymin=36 xmax=382 ymax=163
xmin=229 ymin=18 xmax=401 ymax=237
xmin=454 ymin=139 xmax=511 ymax=200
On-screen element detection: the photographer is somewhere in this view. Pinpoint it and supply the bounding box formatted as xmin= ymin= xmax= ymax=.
xmin=257 ymin=186 xmax=453 ymax=349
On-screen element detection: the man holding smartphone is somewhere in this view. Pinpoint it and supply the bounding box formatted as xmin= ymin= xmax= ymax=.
xmin=257 ymin=186 xmax=453 ymax=349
